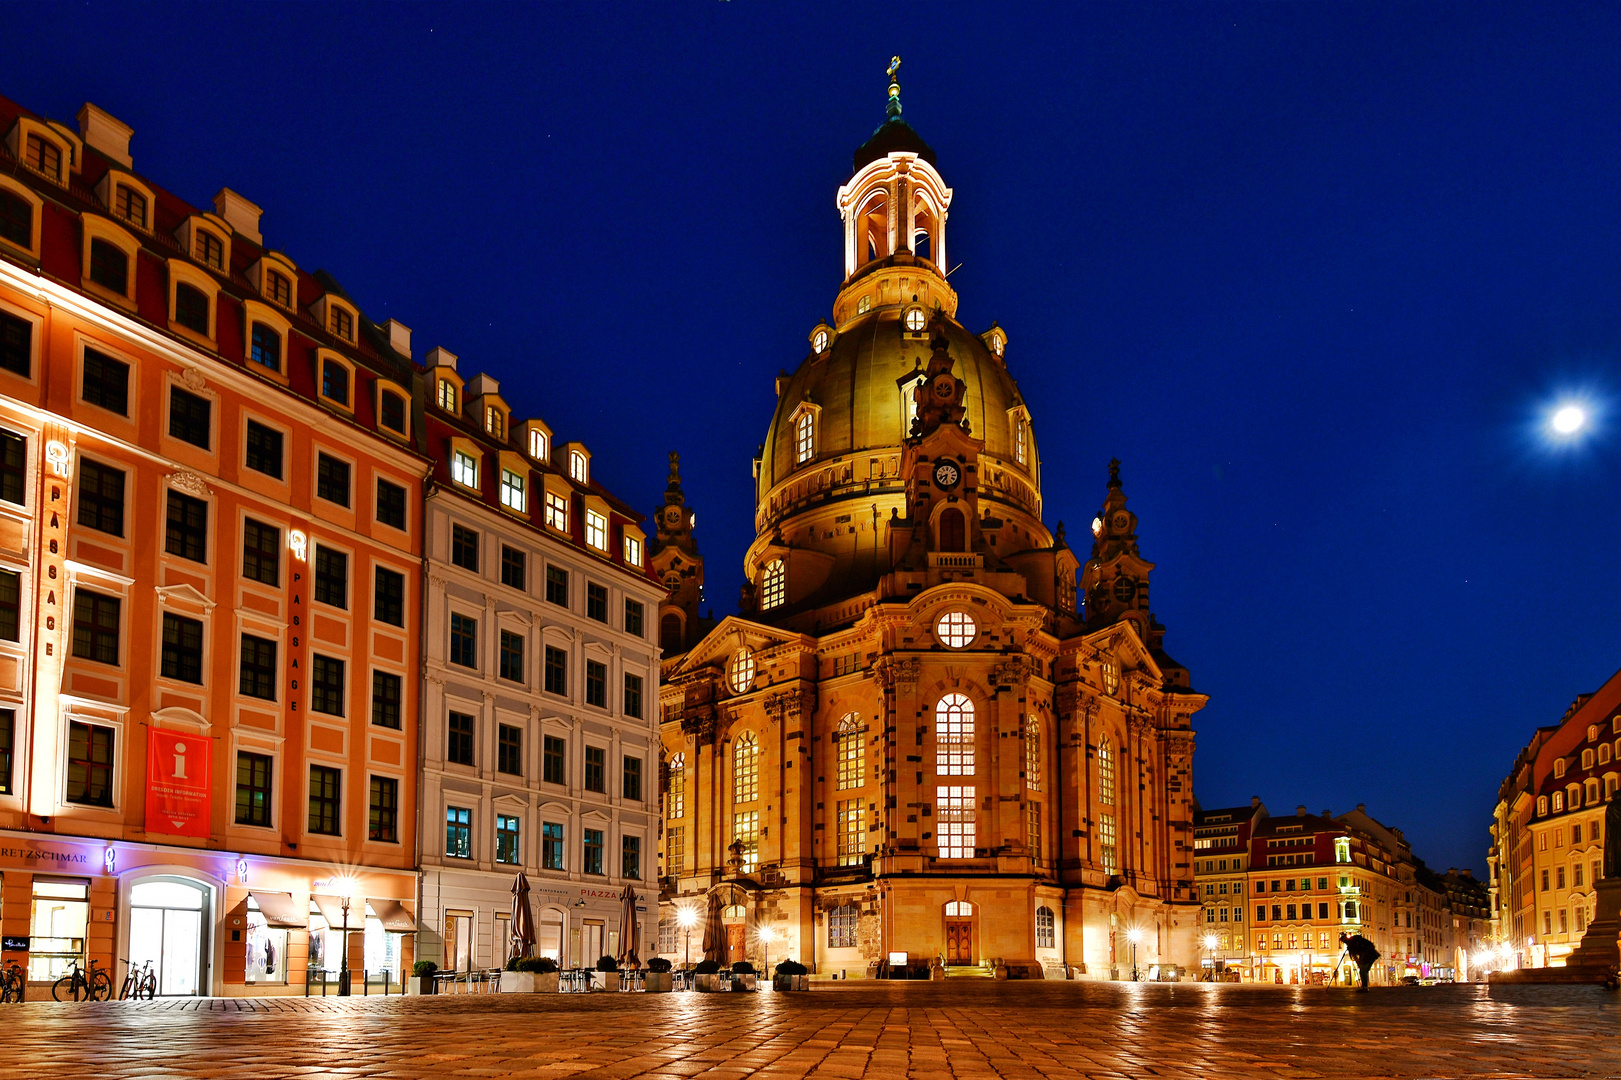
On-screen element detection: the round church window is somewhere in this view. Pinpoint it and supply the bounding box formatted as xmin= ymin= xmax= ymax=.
xmin=935 ymin=611 xmax=976 ymax=649
xmin=903 ymin=306 xmax=927 ymax=332
xmin=729 ymin=648 xmax=756 ymax=694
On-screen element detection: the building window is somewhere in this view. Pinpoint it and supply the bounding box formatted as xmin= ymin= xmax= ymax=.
xmin=320 ymin=358 xmax=349 ymax=406
xmin=165 ymin=490 xmax=208 ymax=563
xmin=584 ymin=745 xmax=605 ymax=793
xmin=587 ymin=582 xmax=608 ymax=622
xmin=329 ymin=306 xmax=354 ymax=341
xmin=500 ymin=468 xmax=526 ymax=511
xmin=241 ymin=518 xmax=280 ymax=586
xmin=667 ymin=753 xmax=685 ymax=819
xmin=446 ymin=712 xmax=475 ymax=767
xmin=316 ymin=453 xmax=350 ymax=507
xmin=308 ymin=765 xmax=341 ymax=835
xmin=1036 ymin=907 xmax=1055 ymax=949
xmin=235 ymin=751 xmax=272 ymax=827
xmin=496 ymin=815 xmax=521 ymax=865
xmin=371 ymin=671 xmax=402 ymax=729
xmin=665 ymin=825 xmax=684 ymax=877
xmin=622 ymin=835 xmax=641 ymax=879
xmin=499 ymin=630 xmax=524 ymax=683
xmin=837 ymin=798 xmax=865 ymax=866
xmin=585 ymin=509 xmax=608 ymax=551
xmin=734 ymin=733 xmax=759 ymax=803
xmin=0 ymin=313 xmax=28 ymax=378
xmin=728 ymin=647 xmax=756 ymax=695
xmin=445 ymin=806 xmax=471 ymax=858
xmin=500 ymin=545 xmax=526 ymax=590
xmin=584 ymin=661 xmax=606 ymax=708
xmin=311 ymin=654 xmax=345 ymax=716
xmin=436 ymin=378 xmax=456 ymax=411
xmin=623 ymin=755 xmax=643 ymax=801
xmin=193 ymin=230 xmax=224 ymax=270
xmin=543 ymin=735 xmax=565 ymax=785
xmin=624 ymin=598 xmax=644 ymax=637
xmin=583 ymin=829 xmax=604 ymax=875
xmin=159 ymin=613 xmax=203 ymax=682
xmin=112 ymin=185 xmax=147 ymax=228
xmin=544 ymin=490 xmax=569 ymax=531
xmin=761 ymin=559 xmax=786 ymax=610
xmin=483 ymin=407 xmax=503 ymax=438
xmin=374 ymin=566 xmax=404 ymax=626
xmin=498 ymin=724 xmax=523 ymax=775
xmin=545 ymin=565 xmax=569 ymax=606
xmin=376 ymin=479 xmax=406 ymax=530
xmin=1025 ymin=718 xmax=1041 ymax=791
xmin=1014 ymin=417 xmax=1028 ymax=465
xmin=0 ymin=569 xmax=17 ymax=641
xmin=66 ymin=721 xmax=115 ymax=807
xmin=542 ymin=821 xmax=564 ymax=870
xmin=0 ymin=193 xmax=29 ymax=252
xmin=829 ymin=905 xmax=858 ymax=949
xmin=733 ymin=810 xmax=759 ymax=873
xmin=1334 ymin=837 xmax=1351 ymax=863
xmin=936 ymin=786 xmax=976 ymax=859
xmin=379 ymin=391 xmax=407 ymax=435
xmin=25 ymin=133 xmax=62 ymax=180
xmin=77 ymin=459 xmax=125 ymax=535
xmin=369 ymin=777 xmax=399 ymax=843
xmin=794 ymin=411 xmax=814 ymax=464
xmin=244 ymin=421 xmax=283 ymax=478
xmin=168 ymin=387 xmax=211 ymax=448
xmin=265 ymin=269 xmax=292 ymax=308
xmin=1028 ymin=803 xmax=1042 ymax=866
xmin=544 ymin=645 xmax=567 ymax=695
xmin=250 ymin=322 xmax=281 ymax=371
xmin=450 ymin=523 xmax=479 ymax=571
xmin=82 ymin=348 xmax=130 ymax=415
xmin=569 ymin=450 xmax=588 ymax=484
xmin=624 ymin=673 xmax=643 ymax=719
xmin=174 ymin=282 xmax=210 ymax=335
xmin=623 ymin=535 xmax=642 ymax=566
xmin=936 ymin=693 xmax=975 ymax=775
xmin=1099 ymin=813 xmax=1118 ymax=875
xmin=89 ymin=239 xmax=128 ymax=296
xmin=836 ymin=713 xmax=863 ymax=790
xmin=528 ymin=428 xmax=548 ymax=460
xmin=314 ymin=546 xmax=348 ymax=608
xmin=451 ymin=450 xmax=478 ymax=488
xmin=449 ymin=613 xmax=478 ymax=668
xmin=71 ymin=589 xmax=121 ymax=665
xmin=935 ymin=610 xmax=976 ymax=648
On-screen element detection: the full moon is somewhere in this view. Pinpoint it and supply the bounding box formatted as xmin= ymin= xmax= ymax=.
xmin=1551 ymin=405 xmax=1586 ymax=435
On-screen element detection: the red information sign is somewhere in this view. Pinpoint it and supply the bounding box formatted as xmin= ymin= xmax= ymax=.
xmin=146 ymin=728 xmax=212 ymax=838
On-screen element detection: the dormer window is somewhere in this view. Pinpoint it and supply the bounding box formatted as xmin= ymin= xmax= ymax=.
xmin=89 ymin=238 xmax=129 ymax=296
xmin=624 ymin=534 xmax=642 ymax=566
xmin=585 ymin=509 xmax=608 ymax=551
xmin=330 ymin=306 xmax=354 ymax=342
xmin=544 ymin=490 xmax=569 ymax=532
xmin=500 ymin=468 xmax=526 ymax=511
xmin=1014 ymin=416 xmax=1028 ymax=466
xmin=25 ymin=134 xmax=62 ymax=181
xmin=795 ymin=411 xmax=814 ymax=464
xmin=451 ymin=450 xmax=478 ymax=488
xmin=903 ymin=306 xmax=926 ymax=332
xmin=437 ymin=378 xmax=457 ymax=412
xmin=761 ymin=559 xmax=786 ymax=610
xmin=379 ymin=389 xmax=407 ymax=435
xmin=528 ymin=427 xmax=548 ymax=461
xmin=265 ymin=269 xmax=292 ymax=308
xmin=1554 ymin=758 xmax=1567 ymax=779
xmin=569 ymin=450 xmax=588 ymax=484
xmin=856 ymin=295 xmax=872 ymax=315
xmin=0 ymin=187 xmax=33 ymax=251
xmin=320 ymin=357 xmax=351 ymax=407
xmin=174 ymin=283 xmax=210 ymax=335
xmin=486 ymin=406 xmax=504 ymax=439
xmin=813 ymin=329 xmax=830 ymax=354
xmin=250 ymin=323 xmax=281 ymax=371
xmin=195 ymin=230 xmax=224 ymax=270
xmin=113 ymin=185 xmax=147 ymax=230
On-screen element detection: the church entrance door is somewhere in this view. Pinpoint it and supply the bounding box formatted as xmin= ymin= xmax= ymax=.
xmin=945 ymin=920 xmax=973 ymax=965
xmin=726 ymin=924 xmax=746 ymax=964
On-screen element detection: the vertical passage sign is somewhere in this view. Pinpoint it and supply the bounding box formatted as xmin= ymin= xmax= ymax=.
xmin=146 ymin=729 xmax=212 ymax=837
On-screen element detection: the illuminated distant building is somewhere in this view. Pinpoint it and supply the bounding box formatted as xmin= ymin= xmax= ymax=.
xmin=1192 ymin=798 xmax=1266 ymax=976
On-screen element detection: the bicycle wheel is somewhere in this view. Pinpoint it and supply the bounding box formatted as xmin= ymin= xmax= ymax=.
xmin=90 ymin=971 xmax=113 ymax=1001
xmin=118 ymin=974 xmax=133 ymax=1001
xmin=52 ymin=974 xmax=79 ymax=1002
xmin=0 ymin=976 xmax=16 ymax=1004
xmin=141 ymin=972 xmax=156 ymax=999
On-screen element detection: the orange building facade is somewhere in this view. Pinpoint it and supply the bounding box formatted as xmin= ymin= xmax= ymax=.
xmin=0 ymin=98 xmax=424 ymax=995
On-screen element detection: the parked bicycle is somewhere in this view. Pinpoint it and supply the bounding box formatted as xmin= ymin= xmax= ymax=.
xmin=52 ymin=959 xmax=112 ymax=1002
xmin=118 ymin=958 xmax=155 ymax=1001
xmin=0 ymin=959 xmax=25 ymax=1003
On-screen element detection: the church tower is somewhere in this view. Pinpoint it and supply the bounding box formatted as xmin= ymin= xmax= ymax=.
xmin=658 ymin=61 xmax=1206 ymax=981
xmin=650 ymin=451 xmax=708 ymax=655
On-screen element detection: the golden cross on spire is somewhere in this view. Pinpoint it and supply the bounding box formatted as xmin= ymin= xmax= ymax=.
xmin=888 ymin=55 xmax=901 ymax=79
xmin=886 ymin=55 xmax=902 ymax=117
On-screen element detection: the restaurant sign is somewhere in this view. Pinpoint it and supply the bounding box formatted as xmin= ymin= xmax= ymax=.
xmin=146 ymin=728 xmax=212 ymax=838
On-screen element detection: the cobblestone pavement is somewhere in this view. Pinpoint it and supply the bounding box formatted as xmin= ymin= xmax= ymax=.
xmin=4 ymin=981 xmax=1619 ymax=1080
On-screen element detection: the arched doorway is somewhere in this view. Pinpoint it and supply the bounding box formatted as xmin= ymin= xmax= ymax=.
xmin=944 ymin=901 xmax=973 ymax=965
xmin=536 ymin=907 xmax=567 ymax=966
xmin=938 ymin=508 xmax=965 ymax=552
xmin=128 ymin=877 xmax=210 ymax=996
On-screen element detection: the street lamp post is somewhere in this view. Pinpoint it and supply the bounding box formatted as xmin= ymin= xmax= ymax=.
xmin=1202 ymin=934 xmax=1218 ymax=981
xmin=1127 ymin=927 xmax=1142 ymax=982
xmin=678 ymin=907 xmax=698 ymax=969
xmin=338 ymin=897 xmax=352 ymax=997
xmin=759 ymin=925 xmax=775 ymax=982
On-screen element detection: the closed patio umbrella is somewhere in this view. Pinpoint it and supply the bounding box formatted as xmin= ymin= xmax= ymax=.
xmin=617 ymin=882 xmax=641 ymax=968
xmin=509 ymin=871 xmax=536 ymax=962
xmin=701 ymin=891 xmax=724 ymax=964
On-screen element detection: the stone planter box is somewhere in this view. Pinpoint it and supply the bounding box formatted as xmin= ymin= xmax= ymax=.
xmin=409 ymin=975 xmax=436 ymax=996
xmin=591 ymin=971 xmax=621 ymax=992
xmin=731 ymin=973 xmax=758 ymax=992
xmin=694 ymin=973 xmax=725 ymax=993
xmin=643 ymin=971 xmax=674 ymax=993
xmin=500 ymin=971 xmax=560 ymax=994
xmin=771 ymin=974 xmax=809 ymax=991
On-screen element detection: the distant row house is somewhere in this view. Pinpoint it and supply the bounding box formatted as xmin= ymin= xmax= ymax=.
xmin=0 ymin=94 xmax=662 ymax=996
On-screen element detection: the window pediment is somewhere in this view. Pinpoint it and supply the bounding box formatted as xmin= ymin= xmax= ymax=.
xmin=311 ymin=294 xmax=359 ymax=345
xmin=80 ymin=214 xmax=140 ymax=310
xmin=166 ymin=258 xmax=220 ymax=345
xmin=174 ymin=213 xmax=232 ymax=276
xmin=314 ymin=348 xmax=356 ymax=414
xmin=6 ymin=118 xmax=79 ymax=186
xmin=248 ymin=251 xmax=299 ymax=311
xmin=95 ymin=170 xmax=154 ymax=233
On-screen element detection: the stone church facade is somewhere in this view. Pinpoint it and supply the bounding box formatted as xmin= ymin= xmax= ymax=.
xmin=656 ymin=68 xmax=1206 ymax=978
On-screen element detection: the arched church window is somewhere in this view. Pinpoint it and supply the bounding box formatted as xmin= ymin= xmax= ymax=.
xmin=936 ymin=693 xmax=974 ymax=775
xmin=660 ymin=613 xmax=682 ymax=655
xmin=761 ymin=559 xmax=786 ymax=610
xmin=667 ymin=753 xmax=685 ymax=820
xmin=728 ymin=648 xmax=756 ymax=694
xmin=1101 ymin=660 xmax=1120 ymax=696
xmin=828 ymin=904 xmax=858 ymax=949
xmin=836 ymin=713 xmax=863 ymax=790
xmin=794 ymin=411 xmax=814 ymax=465
xmin=935 ymin=611 xmax=975 ymax=649
xmin=1035 ymin=906 xmax=1055 ymax=949
xmin=733 ymin=733 xmax=758 ymax=803
xmin=1014 ymin=416 xmax=1028 ymax=466
xmin=938 ymin=508 xmax=965 ymax=553
xmin=1098 ymin=735 xmax=1115 ymax=807
xmin=944 ymin=901 xmax=972 ymax=917
xmin=1024 ymin=718 xmax=1041 ymax=792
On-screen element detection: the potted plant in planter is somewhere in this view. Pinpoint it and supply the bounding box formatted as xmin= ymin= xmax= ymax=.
xmin=772 ymin=959 xmax=809 ymax=991
xmin=500 ymin=956 xmax=560 ymax=994
xmin=593 ymin=955 xmax=620 ymax=992
xmin=644 ymin=956 xmax=674 ymax=993
xmin=410 ymin=960 xmax=439 ymax=995
xmin=692 ymin=958 xmax=723 ymax=993
xmin=730 ymin=960 xmax=758 ymax=992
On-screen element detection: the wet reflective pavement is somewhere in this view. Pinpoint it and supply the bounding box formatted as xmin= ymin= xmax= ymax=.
xmin=4 ymin=980 xmax=1618 ymax=1079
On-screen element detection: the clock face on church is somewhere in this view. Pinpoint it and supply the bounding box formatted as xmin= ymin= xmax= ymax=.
xmin=933 ymin=461 xmax=960 ymax=489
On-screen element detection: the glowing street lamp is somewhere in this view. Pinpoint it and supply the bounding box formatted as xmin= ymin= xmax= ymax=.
xmin=1202 ymin=933 xmax=1218 ymax=980
xmin=1127 ymin=927 xmax=1142 ymax=982
xmin=759 ymin=925 xmax=776 ymax=980
xmin=677 ymin=906 xmax=699 ymax=968
xmin=1551 ymin=405 xmax=1586 ymax=436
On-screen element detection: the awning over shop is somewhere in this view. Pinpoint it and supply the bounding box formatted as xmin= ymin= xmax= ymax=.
xmin=367 ymin=898 xmax=418 ymax=933
xmin=311 ymin=893 xmax=364 ymax=931
xmin=248 ymin=891 xmax=306 ymax=930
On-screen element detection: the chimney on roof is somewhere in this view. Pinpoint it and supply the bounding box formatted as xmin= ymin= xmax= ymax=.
xmin=77 ymin=103 xmax=132 ymax=168
xmin=466 ymin=373 xmax=500 ymax=398
xmin=1356 ymin=803 xmax=1366 ymax=813
xmin=380 ymin=319 xmax=411 ymax=359
xmin=213 ymin=189 xmax=262 ymax=245
xmin=1321 ymin=809 xmax=1331 ymax=818
xmin=425 ymin=347 xmax=458 ymax=370
xmin=1250 ymin=796 xmax=1260 ymax=808
xmin=1296 ymin=805 xmax=1306 ymax=817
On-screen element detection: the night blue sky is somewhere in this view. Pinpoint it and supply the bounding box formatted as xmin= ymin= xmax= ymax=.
xmin=14 ymin=3 xmax=1621 ymax=872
